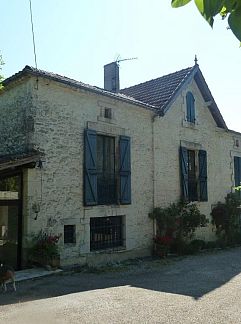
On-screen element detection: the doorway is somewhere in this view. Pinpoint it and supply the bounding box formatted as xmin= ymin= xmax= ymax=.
xmin=0 ymin=173 xmax=22 ymax=270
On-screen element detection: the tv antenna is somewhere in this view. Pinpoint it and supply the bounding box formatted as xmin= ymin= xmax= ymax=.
xmin=115 ymin=56 xmax=138 ymax=65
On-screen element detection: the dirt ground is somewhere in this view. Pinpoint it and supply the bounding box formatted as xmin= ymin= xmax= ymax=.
xmin=1 ymin=248 xmax=241 ymax=323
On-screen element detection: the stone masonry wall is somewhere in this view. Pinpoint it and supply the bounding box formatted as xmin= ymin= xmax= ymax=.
xmin=0 ymin=79 xmax=35 ymax=155
xmin=153 ymin=79 xmax=241 ymax=240
xmin=26 ymin=77 xmax=155 ymax=266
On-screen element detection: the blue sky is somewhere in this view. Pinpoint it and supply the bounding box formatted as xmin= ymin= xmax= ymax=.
xmin=1 ymin=0 xmax=240 ymax=131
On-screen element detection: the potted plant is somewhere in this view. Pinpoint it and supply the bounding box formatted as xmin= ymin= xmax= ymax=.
xmin=28 ymin=231 xmax=61 ymax=269
xmin=153 ymin=235 xmax=173 ymax=257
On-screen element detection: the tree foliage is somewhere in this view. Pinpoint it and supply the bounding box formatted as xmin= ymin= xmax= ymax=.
xmin=171 ymin=0 xmax=241 ymax=42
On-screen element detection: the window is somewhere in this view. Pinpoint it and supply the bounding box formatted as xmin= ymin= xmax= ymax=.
xmin=90 ymin=216 xmax=124 ymax=251
xmin=97 ymin=135 xmax=116 ymax=204
xmin=187 ymin=150 xmax=198 ymax=201
xmin=104 ymin=108 xmax=112 ymax=119
xmin=84 ymin=129 xmax=131 ymax=206
xmin=186 ymin=92 xmax=195 ymax=123
xmin=234 ymin=156 xmax=241 ymax=190
xmin=64 ymin=225 xmax=76 ymax=244
xmin=180 ymin=147 xmax=207 ymax=202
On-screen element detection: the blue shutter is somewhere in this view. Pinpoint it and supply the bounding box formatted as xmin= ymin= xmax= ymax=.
xmin=186 ymin=92 xmax=195 ymax=123
xmin=180 ymin=146 xmax=189 ymax=200
xmin=119 ymin=136 xmax=131 ymax=204
xmin=234 ymin=156 xmax=241 ymax=188
xmin=199 ymin=150 xmax=208 ymax=201
xmin=84 ymin=129 xmax=97 ymax=206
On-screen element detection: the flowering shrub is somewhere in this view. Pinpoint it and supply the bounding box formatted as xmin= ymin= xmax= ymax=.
xmin=149 ymin=201 xmax=208 ymax=255
xmin=154 ymin=235 xmax=173 ymax=246
xmin=153 ymin=235 xmax=173 ymax=257
xmin=28 ymin=231 xmax=61 ymax=264
xmin=211 ymin=192 xmax=241 ymax=245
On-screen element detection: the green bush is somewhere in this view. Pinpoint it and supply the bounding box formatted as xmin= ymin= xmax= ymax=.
xmin=211 ymin=192 xmax=241 ymax=246
xmin=149 ymin=201 xmax=208 ymax=255
xmin=28 ymin=230 xmax=61 ymax=265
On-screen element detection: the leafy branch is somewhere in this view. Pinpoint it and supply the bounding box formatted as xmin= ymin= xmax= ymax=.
xmin=171 ymin=0 xmax=241 ymax=43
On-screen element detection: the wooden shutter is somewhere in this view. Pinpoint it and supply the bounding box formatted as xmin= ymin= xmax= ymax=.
xmin=234 ymin=156 xmax=241 ymax=187
xmin=84 ymin=129 xmax=97 ymax=206
xmin=199 ymin=150 xmax=208 ymax=201
xmin=186 ymin=92 xmax=195 ymax=123
xmin=180 ymin=146 xmax=189 ymax=200
xmin=119 ymin=136 xmax=131 ymax=204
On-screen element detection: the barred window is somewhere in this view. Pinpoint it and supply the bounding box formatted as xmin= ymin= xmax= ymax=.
xmin=90 ymin=216 xmax=124 ymax=251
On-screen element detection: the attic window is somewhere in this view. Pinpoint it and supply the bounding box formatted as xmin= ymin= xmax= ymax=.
xmin=186 ymin=92 xmax=195 ymax=123
xmin=104 ymin=108 xmax=112 ymax=119
xmin=235 ymin=139 xmax=240 ymax=148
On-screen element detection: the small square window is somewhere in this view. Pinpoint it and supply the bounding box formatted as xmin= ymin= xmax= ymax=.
xmin=64 ymin=225 xmax=76 ymax=244
xmin=104 ymin=108 xmax=112 ymax=119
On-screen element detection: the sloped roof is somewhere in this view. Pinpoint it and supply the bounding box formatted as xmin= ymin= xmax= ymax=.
xmin=2 ymin=66 xmax=157 ymax=113
xmin=120 ymin=66 xmax=194 ymax=111
xmin=2 ymin=64 xmax=227 ymax=129
xmin=121 ymin=65 xmax=227 ymax=129
xmin=0 ymin=151 xmax=41 ymax=172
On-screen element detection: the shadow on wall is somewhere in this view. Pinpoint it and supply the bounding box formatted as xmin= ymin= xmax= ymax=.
xmin=1 ymin=247 xmax=241 ymax=306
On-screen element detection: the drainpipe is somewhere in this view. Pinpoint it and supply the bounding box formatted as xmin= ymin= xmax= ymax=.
xmin=151 ymin=112 xmax=159 ymax=238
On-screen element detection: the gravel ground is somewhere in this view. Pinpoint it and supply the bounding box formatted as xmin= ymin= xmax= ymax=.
xmin=1 ymin=248 xmax=241 ymax=324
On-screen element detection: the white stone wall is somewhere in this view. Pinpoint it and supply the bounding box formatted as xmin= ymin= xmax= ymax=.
xmin=26 ymin=77 xmax=154 ymax=266
xmin=0 ymin=79 xmax=34 ymax=155
xmin=1 ymin=74 xmax=241 ymax=266
xmin=153 ymin=79 xmax=241 ymax=240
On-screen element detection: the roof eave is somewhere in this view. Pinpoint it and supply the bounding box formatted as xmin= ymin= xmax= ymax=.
xmin=194 ymin=70 xmax=227 ymax=130
xmin=162 ymin=65 xmax=227 ymax=130
xmin=3 ymin=66 xmax=157 ymax=114
xmin=161 ymin=65 xmax=199 ymax=114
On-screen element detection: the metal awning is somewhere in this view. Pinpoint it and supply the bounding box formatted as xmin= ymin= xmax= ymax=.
xmin=0 ymin=152 xmax=42 ymax=172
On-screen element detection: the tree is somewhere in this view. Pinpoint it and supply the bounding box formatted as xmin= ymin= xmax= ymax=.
xmin=171 ymin=0 xmax=241 ymax=42
xmin=0 ymin=53 xmax=4 ymax=90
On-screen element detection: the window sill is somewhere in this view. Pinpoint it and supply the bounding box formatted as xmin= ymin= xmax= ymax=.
xmin=97 ymin=116 xmax=117 ymax=124
xmin=84 ymin=204 xmax=130 ymax=210
xmin=64 ymin=243 xmax=77 ymax=247
xmin=90 ymin=246 xmax=126 ymax=254
xmin=182 ymin=120 xmax=199 ymax=130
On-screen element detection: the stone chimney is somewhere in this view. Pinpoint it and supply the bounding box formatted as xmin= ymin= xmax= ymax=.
xmin=104 ymin=62 xmax=120 ymax=93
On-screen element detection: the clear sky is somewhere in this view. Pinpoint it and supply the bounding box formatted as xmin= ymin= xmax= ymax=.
xmin=1 ymin=0 xmax=240 ymax=132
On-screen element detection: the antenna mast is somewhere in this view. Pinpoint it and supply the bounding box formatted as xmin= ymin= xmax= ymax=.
xmin=116 ymin=57 xmax=138 ymax=64
xmin=29 ymin=0 xmax=38 ymax=69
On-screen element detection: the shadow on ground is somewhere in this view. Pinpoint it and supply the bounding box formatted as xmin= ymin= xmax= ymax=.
xmin=1 ymin=247 xmax=241 ymax=306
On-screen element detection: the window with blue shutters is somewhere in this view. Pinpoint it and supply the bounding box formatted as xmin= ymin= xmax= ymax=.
xmin=199 ymin=150 xmax=208 ymax=201
xmin=84 ymin=129 xmax=98 ymax=206
xmin=119 ymin=136 xmax=131 ymax=204
xmin=97 ymin=135 xmax=117 ymax=204
xmin=234 ymin=156 xmax=241 ymax=191
xmin=84 ymin=129 xmax=131 ymax=206
xmin=180 ymin=146 xmax=207 ymax=202
xmin=186 ymin=92 xmax=195 ymax=123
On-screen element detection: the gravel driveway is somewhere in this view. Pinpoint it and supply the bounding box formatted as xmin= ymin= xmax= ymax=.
xmin=1 ymin=248 xmax=241 ymax=324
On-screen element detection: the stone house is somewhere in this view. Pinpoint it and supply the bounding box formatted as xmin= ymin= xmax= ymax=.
xmin=0 ymin=62 xmax=240 ymax=269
